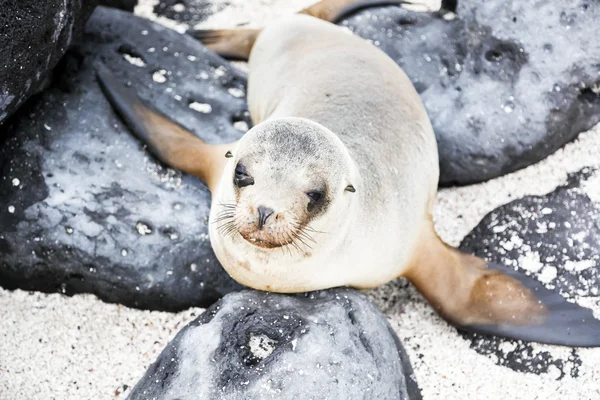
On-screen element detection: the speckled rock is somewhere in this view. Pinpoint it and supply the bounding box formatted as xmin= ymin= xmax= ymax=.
xmin=339 ymin=1 xmax=600 ymax=184
xmin=153 ymin=0 xmax=227 ymax=28
xmin=0 ymin=7 xmax=250 ymax=311
xmin=460 ymin=167 xmax=600 ymax=376
xmin=128 ymin=289 xmax=421 ymax=400
xmin=0 ymin=0 xmax=96 ymax=127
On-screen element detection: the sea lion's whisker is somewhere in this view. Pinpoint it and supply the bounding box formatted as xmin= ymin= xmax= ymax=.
xmin=304 ymin=225 xmax=327 ymax=234
xmin=292 ymin=231 xmax=313 ymax=250
xmin=285 ymin=232 xmax=302 ymax=254
xmin=212 ymin=214 xmax=235 ymax=224
xmin=295 ymin=226 xmax=317 ymax=244
xmin=291 ymin=218 xmax=327 ymax=235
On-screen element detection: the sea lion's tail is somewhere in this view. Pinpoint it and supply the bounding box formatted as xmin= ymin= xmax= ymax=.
xmin=95 ymin=64 xmax=236 ymax=192
xmin=189 ymin=0 xmax=413 ymax=61
xmin=404 ymin=227 xmax=600 ymax=347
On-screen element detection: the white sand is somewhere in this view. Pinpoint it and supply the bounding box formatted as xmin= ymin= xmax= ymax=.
xmin=1 ymin=1 xmax=599 ymax=399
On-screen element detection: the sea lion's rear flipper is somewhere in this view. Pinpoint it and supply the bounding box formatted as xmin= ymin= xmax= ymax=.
xmin=405 ymin=231 xmax=600 ymax=346
xmin=189 ymin=1 xmax=414 ymax=60
xmin=299 ymin=0 xmax=412 ymax=24
xmin=96 ymin=64 xmax=235 ymax=192
xmin=189 ymin=29 xmax=260 ymax=61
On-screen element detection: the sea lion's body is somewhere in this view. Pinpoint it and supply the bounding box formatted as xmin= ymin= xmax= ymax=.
xmin=210 ymin=16 xmax=437 ymax=291
xmin=96 ymin=0 xmax=600 ymax=346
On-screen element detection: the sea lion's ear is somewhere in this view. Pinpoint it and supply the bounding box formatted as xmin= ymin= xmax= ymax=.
xmin=405 ymin=229 xmax=600 ymax=347
xmin=96 ymin=64 xmax=236 ymax=192
xmin=345 ymin=184 xmax=356 ymax=193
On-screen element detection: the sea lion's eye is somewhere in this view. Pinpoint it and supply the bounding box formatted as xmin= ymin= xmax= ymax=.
xmin=307 ymin=191 xmax=323 ymax=203
xmin=234 ymin=163 xmax=254 ymax=188
xmin=306 ymin=191 xmax=325 ymax=212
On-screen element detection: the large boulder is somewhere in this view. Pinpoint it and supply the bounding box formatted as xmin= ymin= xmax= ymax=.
xmin=339 ymin=1 xmax=600 ymax=184
xmin=460 ymin=168 xmax=600 ymax=375
xmin=162 ymin=1 xmax=600 ymax=185
xmin=0 ymin=0 xmax=96 ymax=127
xmin=128 ymin=289 xmax=421 ymax=400
xmin=0 ymin=7 xmax=250 ymax=311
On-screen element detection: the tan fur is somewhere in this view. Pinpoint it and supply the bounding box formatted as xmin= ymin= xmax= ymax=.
xmin=138 ymin=13 xmax=555 ymax=330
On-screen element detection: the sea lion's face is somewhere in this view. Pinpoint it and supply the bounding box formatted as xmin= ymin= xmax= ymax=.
xmin=214 ymin=118 xmax=356 ymax=253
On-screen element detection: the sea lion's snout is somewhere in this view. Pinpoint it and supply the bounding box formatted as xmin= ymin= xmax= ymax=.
xmin=235 ymin=204 xmax=296 ymax=249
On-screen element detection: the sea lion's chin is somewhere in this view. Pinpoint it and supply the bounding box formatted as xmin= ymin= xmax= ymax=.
xmin=239 ymin=231 xmax=289 ymax=249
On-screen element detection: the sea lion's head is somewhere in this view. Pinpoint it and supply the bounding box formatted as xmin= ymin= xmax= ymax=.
xmin=214 ymin=117 xmax=358 ymax=254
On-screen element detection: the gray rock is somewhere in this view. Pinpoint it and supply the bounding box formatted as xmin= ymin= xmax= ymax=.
xmin=339 ymin=1 xmax=600 ymax=184
xmin=153 ymin=0 xmax=228 ymax=28
xmin=0 ymin=7 xmax=249 ymax=311
xmin=460 ymin=168 xmax=600 ymax=376
xmin=0 ymin=0 xmax=96 ymax=126
xmin=99 ymin=0 xmax=139 ymax=11
xmin=128 ymin=289 xmax=421 ymax=400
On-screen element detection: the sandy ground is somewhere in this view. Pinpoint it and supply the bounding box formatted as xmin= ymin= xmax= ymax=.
xmin=1 ymin=1 xmax=599 ymax=399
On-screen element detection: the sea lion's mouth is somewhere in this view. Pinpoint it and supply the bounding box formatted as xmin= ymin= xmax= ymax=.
xmin=240 ymin=232 xmax=289 ymax=249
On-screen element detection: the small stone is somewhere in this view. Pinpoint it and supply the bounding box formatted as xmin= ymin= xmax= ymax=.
xmin=189 ymin=102 xmax=212 ymax=113
xmin=136 ymin=221 xmax=152 ymax=236
xmin=152 ymin=69 xmax=168 ymax=83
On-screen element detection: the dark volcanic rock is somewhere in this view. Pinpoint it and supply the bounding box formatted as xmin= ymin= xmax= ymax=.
xmin=128 ymin=289 xmax=421 ymax=400
xmin=0 ymin=0 xmax=96 ymax=127
xmin=0 ymin=7 xmax=250 ymax=311
xmin=460 ymin=168 xmax=600 ymax=376
xmin=98 ymin=0 xmax=139 ymax=11
xmin=339 ymin=1 xmax=600 ymax=184
xmin=153 ymin=0 xmax=228 ymax=28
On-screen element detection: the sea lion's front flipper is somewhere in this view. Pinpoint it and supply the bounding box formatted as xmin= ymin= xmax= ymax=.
xmin=189 ymin=29 xmax=260 ymax=61
xmin=299 ymin=0 xmax=412 ymax=24
xmin=405 ymin=230 xmax=600 ymax=347
xmin=96 ymin=64 xmax=235 ymax=192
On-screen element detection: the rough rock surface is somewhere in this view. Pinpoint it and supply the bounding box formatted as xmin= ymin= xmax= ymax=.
xmin=340 ymin=1 xmax=600 ymax=184
xmin=460 ymin=168 xmax=600 ymax=376
xmin=153 ymin=0 xmax=227 ymax=28
xmin=128 ymin=289 xmax=421 ymax=400
xmin=99 ymin=0 xmax=139 ymax=11
xmin=0 ymin=0 xmax=96 ymax=127
xmin=0 ymin=7 xmax=250 ymax=311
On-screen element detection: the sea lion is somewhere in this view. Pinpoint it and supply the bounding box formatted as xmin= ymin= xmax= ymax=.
xmin=96 ymin=0 xmax=600 ymax=346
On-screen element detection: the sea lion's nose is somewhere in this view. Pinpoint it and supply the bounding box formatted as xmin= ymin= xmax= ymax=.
xmin=257 ymin=206 xmax=274 ymax=230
